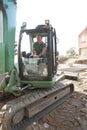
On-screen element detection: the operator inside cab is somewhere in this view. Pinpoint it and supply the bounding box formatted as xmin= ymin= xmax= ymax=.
xmin=32 ymin=34 xmax=47 ymax=58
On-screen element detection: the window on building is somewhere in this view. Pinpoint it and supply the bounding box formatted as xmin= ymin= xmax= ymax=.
xmin=81 ymin=35 xmax=85 ymax=42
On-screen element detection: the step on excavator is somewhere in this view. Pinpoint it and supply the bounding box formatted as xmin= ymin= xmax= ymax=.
xmin=0 ymin=0 xmax=74 ymax=130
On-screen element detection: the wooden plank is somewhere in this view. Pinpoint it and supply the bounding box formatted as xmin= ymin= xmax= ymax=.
xmin=65 ymin=72 xmax=79 ymax=80
xmin=57 ymin=71 xmax=79 ymax=80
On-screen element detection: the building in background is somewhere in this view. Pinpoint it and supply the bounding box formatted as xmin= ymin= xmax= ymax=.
xmin=78 ymin=27 xmax=87 ymax=58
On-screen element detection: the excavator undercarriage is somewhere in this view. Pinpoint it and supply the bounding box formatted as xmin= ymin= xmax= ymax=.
xmin=0 ymin=79 xmax=74 ymax=130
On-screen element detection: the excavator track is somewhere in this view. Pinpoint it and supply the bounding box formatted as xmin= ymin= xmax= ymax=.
xmin=0 ymin=80 xmax=74 ymax=130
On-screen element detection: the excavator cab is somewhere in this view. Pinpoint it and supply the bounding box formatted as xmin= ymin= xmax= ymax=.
xmin=18 ymin=21 xmax=58 ymax=88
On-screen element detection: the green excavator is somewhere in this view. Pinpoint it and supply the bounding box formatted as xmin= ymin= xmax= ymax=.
xmin=0 ymin=0 xmax=74 ymax=130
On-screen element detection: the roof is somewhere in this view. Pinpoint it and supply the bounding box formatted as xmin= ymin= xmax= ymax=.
xmin=79 ymin=27 xmax=87 ymax=37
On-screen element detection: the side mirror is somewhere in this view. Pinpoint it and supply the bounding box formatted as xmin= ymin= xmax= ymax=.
xmin=21 ymin=22 xmax=27 ymax=30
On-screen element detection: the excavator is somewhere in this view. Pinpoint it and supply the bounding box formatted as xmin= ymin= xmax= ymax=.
xmin=0 ymin=0 xmax=74 ymax=130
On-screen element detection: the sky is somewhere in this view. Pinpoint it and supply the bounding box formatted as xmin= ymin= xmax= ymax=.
xmin=16 ymin=0 xmax=87 ymax=55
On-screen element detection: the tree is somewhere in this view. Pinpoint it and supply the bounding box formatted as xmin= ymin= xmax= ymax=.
xmin=66 ymin=47 xmax=77 ymax=57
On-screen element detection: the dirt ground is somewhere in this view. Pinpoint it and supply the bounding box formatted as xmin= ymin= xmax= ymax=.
xmin=26 ymin=58 xmax=87 ymax=130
